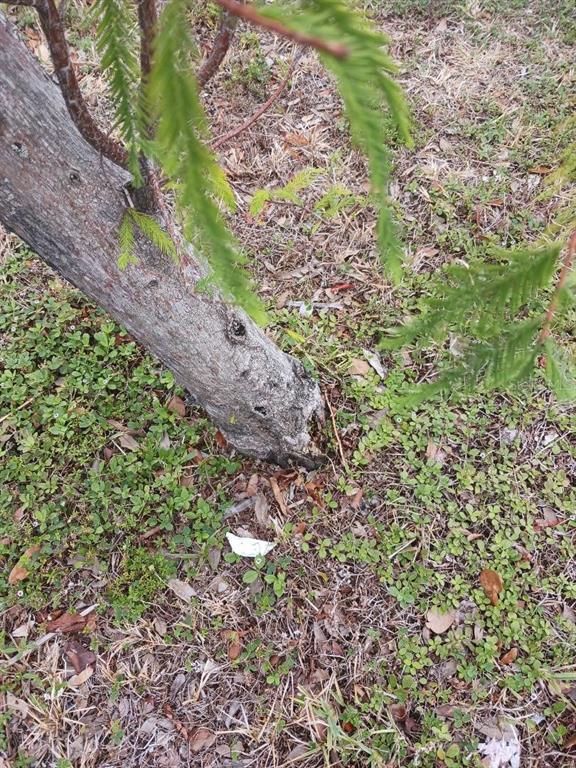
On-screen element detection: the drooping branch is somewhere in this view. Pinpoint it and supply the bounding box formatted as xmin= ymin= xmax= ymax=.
xmin=538 ymin=230 xmax=576 ymax=345
xmin=211 ymin=0 xmax=349 ymax=59
xmin=196 ymin=9 xmax=238 ymax=90
xmin=7 ymin=0 xmax=128 ymax=168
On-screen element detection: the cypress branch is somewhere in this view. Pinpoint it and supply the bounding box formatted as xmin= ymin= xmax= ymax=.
xmin=92 ymin=0 xmax=143 ymax=182
xmin=149 ymin=0 xmax=265 ymax=322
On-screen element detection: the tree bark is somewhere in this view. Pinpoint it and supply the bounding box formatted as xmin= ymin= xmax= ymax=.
xmin=0 ymin=16 xmax=323 ymax=465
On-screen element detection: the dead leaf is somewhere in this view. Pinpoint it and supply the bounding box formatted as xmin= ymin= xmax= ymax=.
xmin=65 ymin=639 xmax=97 ymax=674
xmin=68 ymin=665 xmax=94 ymax=687
xmin=215 ymin=430 xmax=227 ymax=448
xmin=254 ymin=493 xmax=270 ymax=526
xmin=228 ymin=642 xmax=242 ymax=661
xmin=562 ymin=604 xmax=576 ymax=625
xmin=480 ymin=569 xmax=504 ymax=605
xmin=348 ymin=358 xmax=370 ymax=377
xmin=565 ymin=734 xmax=576 ymax=749
xmin=434 ymin=658 xmax=458 ymax=681
xmin=285 ymin=744 xmax=309 ymax=761
xmin=425 ymin=440 xmax=445 ymax=463
xmin=154 ymin=617 xmax=167 ymax=636
xmin=168 ymin=578 xmax=196 ymax=603
xmin=245 ymin=473 xmax=259 ymax=497
xmin=425 ymin=607 xmax=456 ymax=635
xmin=8 ymin=545 xmax=40 ymax=585
xmin=119 ymin=433 xmax=139 ymax=451
xmin=350 ymin=487 xmax=363 ymax=510
xmin=208 ymin=547 xmax=221 ymax=571
xmin=283 ymin=131 xmax=309 ymax=146
xmin=269 ymin=477 xmax=288 ymax=516
xmin=534 ymin=506 xmax=560 ymax=532
xmin=12 ymin=621 xmax=33 ymax=639
xmin=167 ymin=395 xmax=186 ymax=417
xmin=13 ymin=505 xmax=25 ymax=524
xmin=139 ymin=524 xmax=163 ymax=541
xmin=294 ymin=521 xmax=307 ymax=535
xmin=500 ymin=648 xmax=518 ymax=665
xmin=5 ymin=692 xmax=29 ymax=718
xmin=190 ymin=727 xmax=216 ymax=752
xmin=528 ymin=165 xmax=552 ymax=175
xmin=209 ymin=575 xmax=229 ymax=593
xmin=46 ymin=612 xmax=91 ymax=634
xmin=390 ymin=703 xmax=406 ymax=721
xmin=416 ymin=245 xmax=439 ymax=260
xmin=363 ymin=349 xmax=387 ymax=379
xmin=330 ymin=282 xmax=353 ymax=293
xmin=405 ymin=716 xmax=420 ymax=735
xmin=8 ymin=564 xmax=30 ymax=586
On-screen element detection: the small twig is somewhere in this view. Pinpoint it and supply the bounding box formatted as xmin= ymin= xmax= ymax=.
xmin=538 ymin=230 xmax=576 ymax=346
xmin=211 ymin=55 xmax=299 ymax=149
xmin=196 ymin=9 xmax=239 ymax=90
xmin=211 ymin=0 xmax=349 ymax=59
xmin=325 ymin=392 xmax=349 ymax=473
xmin=0 ymin=396 xmax=35 ymax=426
xmin=7 ymin=0 xmax=128 ymax=168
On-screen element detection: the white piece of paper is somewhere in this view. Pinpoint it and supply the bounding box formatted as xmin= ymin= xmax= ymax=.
xmin=226 ymin=532 xmax=276 ymax=558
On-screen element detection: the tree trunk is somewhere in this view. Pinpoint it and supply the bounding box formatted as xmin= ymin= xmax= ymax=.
xmin=0 ymin=16 xmax=323 ymax=465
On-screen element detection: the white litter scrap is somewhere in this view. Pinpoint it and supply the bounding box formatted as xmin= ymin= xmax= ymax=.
xmin=478 ymin=722 xmax=521 ymax=768
xmin=225 ymin=532 xmax=276 ymax=558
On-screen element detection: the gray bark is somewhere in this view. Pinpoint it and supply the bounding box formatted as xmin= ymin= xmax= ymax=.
xmin=0 ymin=16 xmax=323 ymax=465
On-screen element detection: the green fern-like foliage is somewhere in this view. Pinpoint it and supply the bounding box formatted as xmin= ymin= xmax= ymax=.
xmin=128 ymin=210 xmax=178 ymax=261
xmin=92 ymin=0 xmax=143 ymax=183
xmin=400 ymin=317 xmax=544 ymax=408
xmin=543 ymin=340 xmax=576 ymax=402
xmin=250 ymin=167 xmax=324 ymax=217
xmin=148 ymin=0 xmax=265 ymax=322
xmin=118 ymin=211 xmax=137 ymax=270
xmin=117 ymin=209 xmax=178 ymax=269
xmin=260 ymin=0 xmax=412 ymax=281
xmin=314 ymin=183 xmax=365 ymax=219
xmin=382 ymin=243 xmax=576 ymax=403
xmin=383 ymin=245 xmax=560 ymax=348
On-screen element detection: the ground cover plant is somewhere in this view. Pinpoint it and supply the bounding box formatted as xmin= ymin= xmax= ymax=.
xmin=1 ymin=0 xmax=575 ymax=766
